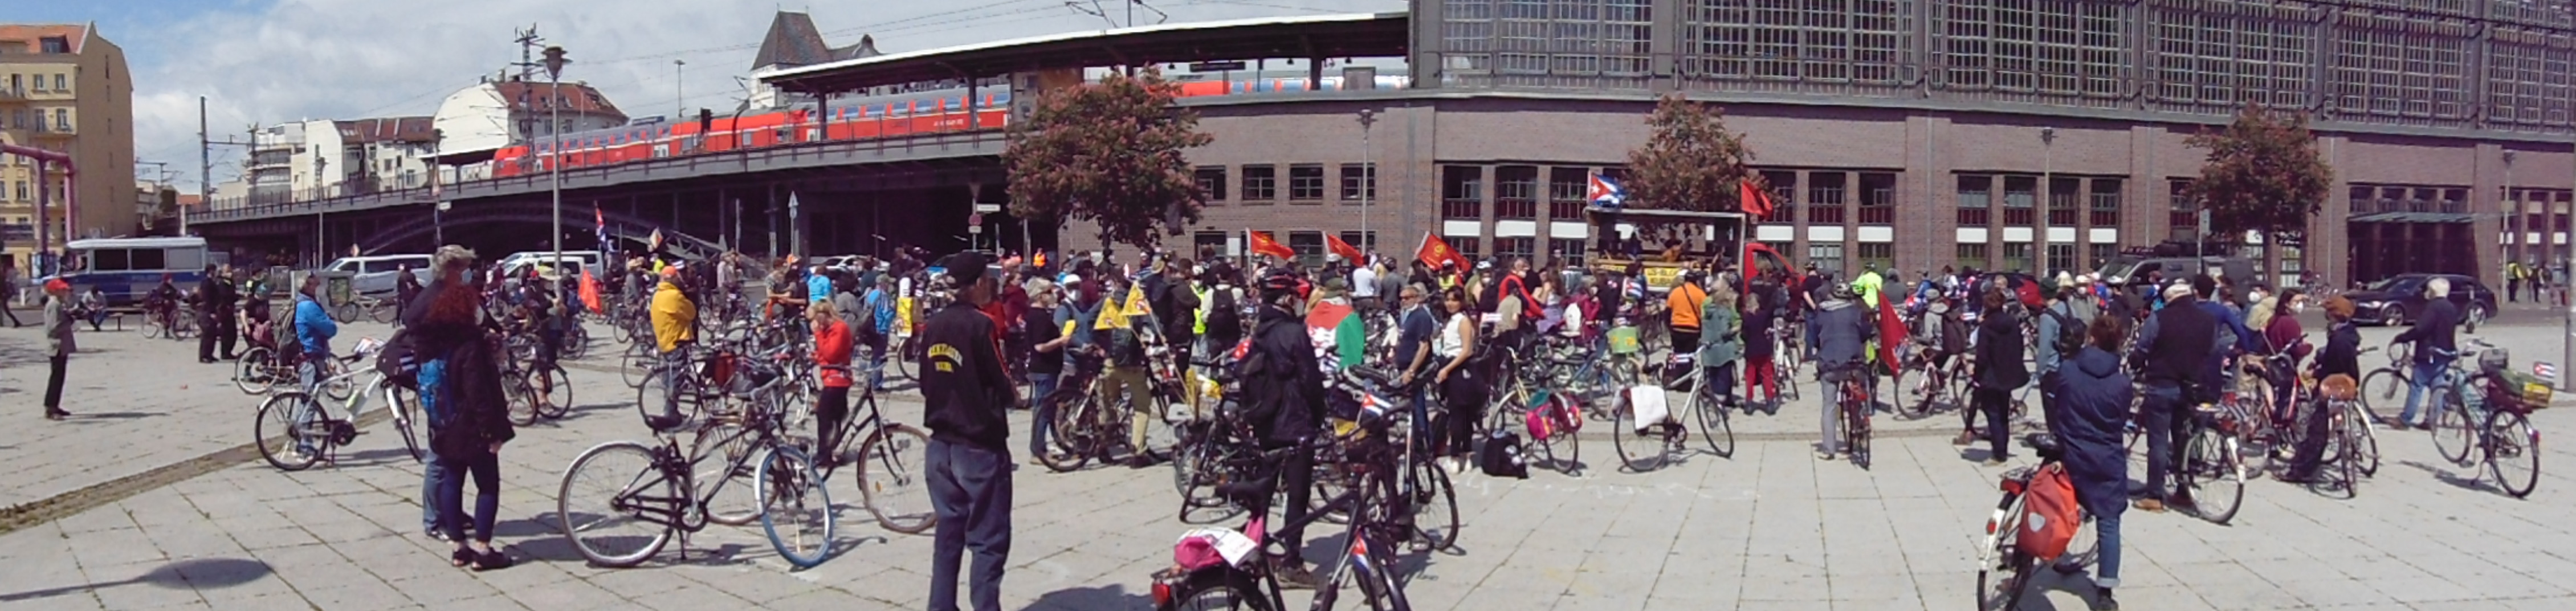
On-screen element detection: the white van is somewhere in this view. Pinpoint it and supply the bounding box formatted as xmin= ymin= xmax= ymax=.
xmin=324 ymin=254 xmax=434 ymax=296
xmin=496 ymin=250 xmax=604 ymax=275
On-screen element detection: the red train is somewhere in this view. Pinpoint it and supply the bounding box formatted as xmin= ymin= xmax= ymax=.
xmin=488 ymin=74 xmax=1409 ymax=177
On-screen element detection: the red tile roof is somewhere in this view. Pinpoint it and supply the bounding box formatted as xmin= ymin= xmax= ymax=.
xmin=491 ymin=81 xmax=627 ymax=121
xmin=336 ymin=116 xmax=435 ymax=144
xmin=0 ymin=25 xmax=87 ymax=55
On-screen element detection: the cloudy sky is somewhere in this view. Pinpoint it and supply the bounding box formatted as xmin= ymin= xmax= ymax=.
xmin=22 ymin=0 xmax=1402 ymax=192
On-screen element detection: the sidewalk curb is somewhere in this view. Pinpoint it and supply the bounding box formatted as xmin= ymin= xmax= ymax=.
xmin=0 ymin=405 xmax=393 ymax=536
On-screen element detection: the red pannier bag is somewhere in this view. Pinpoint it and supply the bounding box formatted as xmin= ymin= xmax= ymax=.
xmin=2015 ymin=463 xmax=2081 ymax=561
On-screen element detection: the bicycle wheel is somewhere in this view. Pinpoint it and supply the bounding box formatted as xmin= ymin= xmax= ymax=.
xmin=2358 ymin=368 xmax=2404 ymax=416
xmin=1847 ymin=400 xmax=1873 ymax=468
xmin=889 ymin=337 xmax=915 ymax=381
xmin=1776 ymin=361 xmax=1803 ymax=401
xmin=2346 ymin=402 xmax=2381 ymax=477
xmin=2486 ymin=410 xmax=2541 ymax=499
xmin=635 ymin=372 xmax=705 ymax=424
xmin=1040 ymin=393 xmax=1098 ymax=472
xmin=757 ymin=446 xmax=835 ymax=568
xmin=557 ymin=441 xmax=673 ymax=568
xmin=368 ymin=299 xmax=397 ymax=324
xmin=234 ymin=347 xmax=275 ymax=394
xmin=1976 ymin=543 xmax=2037 ymax=611
xmin=1164 ymin=568 xmax=1276 ymax=611
xmin=1896 ymin=364 xmax=1932 ymax=419
xmin=538 ymin=365 xmax=573 ymax=419
xmin=506 ymin=376 xmax=540 ymax=426
xmin=621 ymin=345 xmax=655 ymax=388
xmin=695 ymin=421 xmax=764 ymax=527
xmin=141 ymin=313 xmax=168 ymax=339
xmin=174 ymin=315 xmax=201 ymax=340
xmin=333 ymin=302 xmax=361 ymax=324
xmin=1413 ymin=462 xmax=1461 ymax=552
xmin=1611 ymin=390 xmax=1667 ymax=472
xmin=321 ymin=361 xmax=355 ymax=402
xmin=2183 ymin=430 xmax=2245 ymax=524
xmin=1537 ymin=408 xmax=1579 ymax=474
xmin=2333 ymin=414 xmax=2361 ymax=495
xmin=386 ymin=385 xmax=424 ymax=463
xmin=2432 ymin=390 xmax=2476 ymax=466
xmin=1693 ymin=386 xmax=1735 ymax=458
xmin=564 ymin=325 xmax=592 ymax=360
xmin=856 ymin=422 xmax=935 ymax=534
xmin=255 ymin=392 xmax=321 ymax=471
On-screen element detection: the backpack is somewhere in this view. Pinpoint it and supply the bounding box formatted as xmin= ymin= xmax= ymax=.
xmin=374 ymin=327 xmax=422 ymax=390
xmin=2014 ymin=463 xmax=2082 ymax=560
xmin=1478 ymin=429 xmax=1530 ymax=479
xmin=2042 ymin=305 xmax=2086 ymax=359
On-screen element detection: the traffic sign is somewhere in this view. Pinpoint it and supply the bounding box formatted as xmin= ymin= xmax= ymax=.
xmin=973 ymin=203 xmax=1001 ymax=213
xmin=969 ymin=212 xmax=984 ymax=226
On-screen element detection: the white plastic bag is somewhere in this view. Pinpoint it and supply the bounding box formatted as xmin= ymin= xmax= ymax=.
xmin=1628 ymin=385 xmax=1672 ymax=431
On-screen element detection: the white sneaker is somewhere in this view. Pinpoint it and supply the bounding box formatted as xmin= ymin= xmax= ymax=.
xmin=1444 ymin=457 xmax=1469 ymax=475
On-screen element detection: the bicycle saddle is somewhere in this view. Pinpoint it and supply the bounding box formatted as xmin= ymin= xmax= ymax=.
xmin=2021 ymin=433 xmax=2064 ymax=462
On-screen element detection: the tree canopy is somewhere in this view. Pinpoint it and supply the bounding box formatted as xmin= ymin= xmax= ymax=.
xmin=1625 ymin=95 xmax=1755 ymax=210
xmin=1004 ymin=67 xmax=1214 ymax=249
xmin=2184 ymin=104 xmax=2334 ymax=246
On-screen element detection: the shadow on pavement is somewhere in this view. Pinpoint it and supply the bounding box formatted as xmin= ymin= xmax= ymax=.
xmin=62 ymin=411 xmax=164 ymax=422
xmin=0 ymin=557 xmax=271 ymax=602
xmin=1021 ymin=583 xmax=1152 ymax=611
xmin=2397 ymin=459 xmax=2496 ymax=495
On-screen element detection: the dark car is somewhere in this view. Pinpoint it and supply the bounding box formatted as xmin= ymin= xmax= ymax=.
xmin=2346 ymin=274 xmax=2496 ymax=327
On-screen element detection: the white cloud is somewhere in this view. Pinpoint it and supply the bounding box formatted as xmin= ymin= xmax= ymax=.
xmin=123 ymin=0 xmax=1404 ymax=190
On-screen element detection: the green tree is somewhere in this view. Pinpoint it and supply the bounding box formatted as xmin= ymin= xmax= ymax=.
xmin=2184 ymin=104 xmax=2334 ymax=249
xmin=1004 ymin=67 xmax=1214 ymax=250
xmin=1623 ymin=94 xmax=1756 ymax=243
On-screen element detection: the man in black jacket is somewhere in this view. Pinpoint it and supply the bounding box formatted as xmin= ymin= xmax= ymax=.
xmin=2394 ymin=276 xmax=2462 ymax=430
xmin=1244 ymin=269 xmax=1327 ymax=588
xmin=2126 ymin=281 xmax=2216 ymax=512
xmin=197 ymin=265 xmax=239 ymax=362
xmin=1809 ymin=283 xmax=1875 ymax=461
xmin=919 ymin=252 xmax=1015 ymax=611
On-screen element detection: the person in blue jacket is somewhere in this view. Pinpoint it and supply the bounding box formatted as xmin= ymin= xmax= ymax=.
xmin=291 ymin=273 xmax=339 ymax=457
xmin=2043 ymin=313 xmax=2133 ymax=611
xmin=2188 ymin=275 xmax=2249 ymax=404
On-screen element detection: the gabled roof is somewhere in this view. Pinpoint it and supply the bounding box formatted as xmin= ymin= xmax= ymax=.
xmin=336 ymin=116 xmax=436 ymax=145
xmin=0 ymin=24 xmax=88 ymax=55
xmin=752 ymin=11 xmax=882 ymax=72
xmin=491 ymin=81 xmax=628 ymax=121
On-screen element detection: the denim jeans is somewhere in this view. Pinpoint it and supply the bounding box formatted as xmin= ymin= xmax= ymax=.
xmin=926 ymin=440 xmax=1012 ymax=611
xmin=2138 ymin=384 xmax=2186 ymax=497
xmin=2071 ymin=473 xmax=2126 ymax=588
xmin=433 ymin=450 xmax=502 ymax=543
xmin=867 ymin=331 xmax=891 ymax=390
xmin=421 ymin=457 xmax=448 ymax=534
xmin=296 ymin=360 xmax=325 ymax=454
xmin=2399 ymin=357 xmax=2455 ymax=426
xmin=659 ymin=348 xmax=688 ymax=420
xmin=1025 ymin=372 xmax=1058 ymax=457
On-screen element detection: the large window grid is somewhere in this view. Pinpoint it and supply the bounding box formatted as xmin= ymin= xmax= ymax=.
xmin=2170 ymin=180 xmax=2198 ymax=235
xmin=1760 ymin=170 xmax=1799 ymax=224
xmin=1242 ymin=165 xmax=1276 ymax=203
xmin=1957 ymin=243 xmax=1990 ymax=269
xmin=2150 ymin=4 xmax=2313 ymax=113
xmin=1340 ymin=164 xmax=1376 ymax=202
xmin=2048 ymin=177 xmax=2081 ymax=226
xmin=1495 ymin=237 xmax=1538 ymax=264
xmin=2493 ymin=0 xmax=2576 ymax=29
xmin=1938 ymin=0 xmax=2126 ymax=105
xmin=1858 ymin=243 xmax=1894 ymax=272
xmin=1680 ymin=0 xmax=1914 ymax=92
xmin=2003 ymin=243 xmax=2035 ymax=273
xmin=2487 ymin=34 xmax=2574 ymax=131
xmin=2333 ymin=21 xmax=2471 ymax=125
xmin=1464 ymin=0 xmax=1652 ymax=89
xmin=2047 ymin=243 xmax=2076 ymax=275
xmin=1196 ymin=166 xmax=1228 ymax=202
xmin=1289 ymin=165 xmax=1327 ymax=201
xmin=1442 ymin=166 xmax=1483 ymax=220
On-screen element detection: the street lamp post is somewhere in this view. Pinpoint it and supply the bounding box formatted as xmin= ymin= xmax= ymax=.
xmin=674 ymin=60 xmax=686 ymax=120
xmin=1358 ymin=109 xmax=1377 ymax=257
xmin=544 ymin=46 xmax=570 ymax=276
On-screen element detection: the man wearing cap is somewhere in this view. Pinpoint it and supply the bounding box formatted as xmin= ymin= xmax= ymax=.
xmin=919 ymin=252 xmax=1015 ymax=611
xmin=40 ymin=278 xmax=72 ymax=420
xmin=2125 ymin=279 xmax=2218 ymax=512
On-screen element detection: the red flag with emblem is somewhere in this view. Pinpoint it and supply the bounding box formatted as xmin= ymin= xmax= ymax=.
xmin=1247 ymin=229 xmax=1296 ymax=259
xmin=1415 ymin=233 xmax=1468 ymax=270
xmin=1326 ymin=234 xmax=1364 ymax=262
xmin=1876 ymin=289 xmax=1907 ymax=376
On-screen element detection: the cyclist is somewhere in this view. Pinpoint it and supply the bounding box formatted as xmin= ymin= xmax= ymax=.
xmin=1809 ymin=282 xmax=1875 ymax=461
xmin=810 ymin=300 xmax=855 ymax=466
xmin=1242 ymin=268 xmax=1326 ymax=588
xmin=645 ymin=264 xmax=697 ymax=432
xmin=1668 ymin=268 xmax=1710 ymax=352
xmin=146 ymin=274 xmax=185 ymax=332
xmin=2126 ymin=280 xmax=2219 ymax=513
xmin=2284 ymin=296 xmax=2362 ymax=483
xmin=2391 ymin=276 xmax=2462 ymax=430
xmin=1095 ymin=275 xmax=1155 ymax=469
xmin=2042 ymin=313 xmax=2134 ymax=611
xmin=1852 ymin=262 xmax=1884 ymax=309
xmin=290 ymin=273 xmax=339 ymax=461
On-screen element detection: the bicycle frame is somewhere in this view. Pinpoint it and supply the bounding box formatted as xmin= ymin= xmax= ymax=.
xmin=615 ymin=412 xmax=781 ymax=535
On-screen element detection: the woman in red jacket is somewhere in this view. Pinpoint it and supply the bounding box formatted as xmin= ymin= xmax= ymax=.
xmin=2260 ymin=288 xmax=2312 ymax=426
xmin=812 ymin=300 xmax=857 ymax=465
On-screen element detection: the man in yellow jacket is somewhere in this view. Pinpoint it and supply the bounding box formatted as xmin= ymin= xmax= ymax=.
xmin=647 ymin=265 xmax=698 ymax=431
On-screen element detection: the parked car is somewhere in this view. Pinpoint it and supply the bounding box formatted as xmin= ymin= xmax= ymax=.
xmin=323 ymin=254 xmax=433 ymax=297
xmin=2345 ymin=273 xmax=2496 ymax=327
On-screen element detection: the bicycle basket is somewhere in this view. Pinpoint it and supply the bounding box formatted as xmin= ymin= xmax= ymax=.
xmin=2478 ymin=346 xmax=2510 ymax=374
xmin=2487 ymin=370 xmax=2552 ymax=414
xmin=2320 ymin=374 xmax=2358 ymax=402
xmin=1607 ymin=326 xmax=1641 ymax=355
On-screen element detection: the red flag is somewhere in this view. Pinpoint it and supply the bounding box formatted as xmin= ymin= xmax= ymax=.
xmin=1325 ymin=234 xmax=1364 ymax=262
xmin=1246 ymin=229 xmax=1295 ymax=259
xmin=1876 ymin=290 xmax=1908 ymax=377
xmin=1740 ymin=180 xmax=1776 ymax=219
xmin=579 ymin=269 xmax=604 ymax=314
xmin=1415 ymin=233 xmax=1468 ymax=270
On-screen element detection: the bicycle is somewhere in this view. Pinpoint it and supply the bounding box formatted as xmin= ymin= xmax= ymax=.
xmin=557 ymin=357 xmax=835 ymax=569
xmin=1974 ymin=433 xmax=2094 ymax=611
xmin=1151 ymin=393 xmax=1417 ymax=611
xmin=2355 ymin=344 xmax=2411 ymax=417
xmin=233 ymin=342 xmax=298 ymax=395
xmin=2424 ymin=340 xmax=2543 ymax=498
xmin=254 ymin=340 xmax=421 ymax=470
xmin=1898 ymin=346 xmax=1967 ymax=420
xmin=1039 ymin=356 xmax=1183 ymax=472
xmin=142 ymin=301 xmax=200 ymax=341
xmin=2306 ymin=372 xmax=2381 ymax=494
xmin=1631 ymin=360 xmax=1732 ymax=470
xmin=1829 ymin=367 xmax=1873 ymax=468
xmin=807 ymin=371 xmax=936 ymax=534
xmin=2175 ymin=398 xmax=2250 ymax=524
xmin=334 ymin=294 xmax=399 ymax=324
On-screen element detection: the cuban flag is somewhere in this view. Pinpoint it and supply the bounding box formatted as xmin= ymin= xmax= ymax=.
xmin=1587 ymin=173 xmax=1625 ymax=209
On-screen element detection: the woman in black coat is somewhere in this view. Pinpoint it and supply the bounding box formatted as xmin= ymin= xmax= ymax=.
xmin=1970 ymin=287 xmax=2029 ymax=464
xmin=407 ymin=246 xmax=516 ymax=571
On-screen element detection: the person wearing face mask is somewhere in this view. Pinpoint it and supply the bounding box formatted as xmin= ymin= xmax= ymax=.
xmin=2258 ymin=289 xmax=2313 ymax=425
